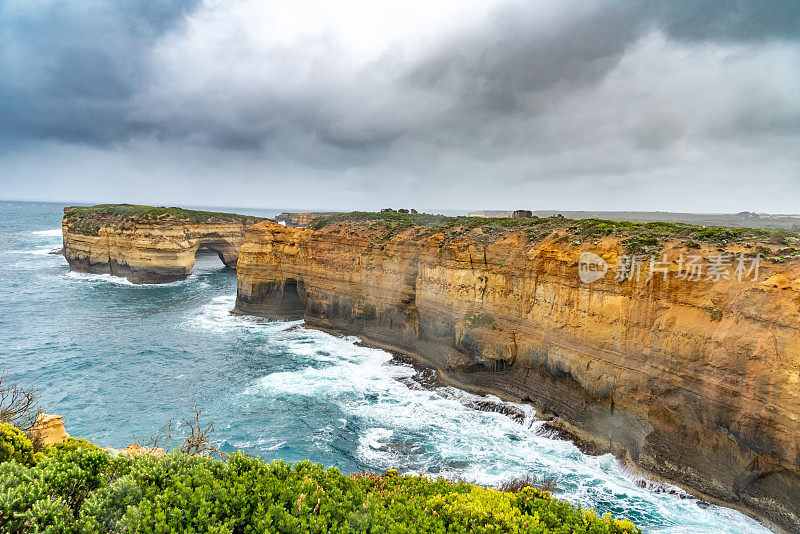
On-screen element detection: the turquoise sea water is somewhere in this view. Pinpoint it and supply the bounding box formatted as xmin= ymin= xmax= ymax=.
xmin=0 ymin=201 xmax=775 ymax=533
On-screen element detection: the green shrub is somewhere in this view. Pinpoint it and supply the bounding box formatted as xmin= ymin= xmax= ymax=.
xmin=0 ymin=446 xmax=641 ymax=533
xmin=621 ymin=235 xmax=661 ymax=254
xmin=39 ymin=448 xmax=111 ymax=512
xmin=498 ymin=473 xmax=557 ymax=493
xmin=309 ymin=211 xmax=795 ymax=251
xmin=0 ymin=460 xmax=73 ymax=532
xmin=37 ymin=437 xmax=101 ymax=461
xmin=67 ymin=219 xmax=101 ymax=236
xmin=64 ymin=204 xmax=264 ymax=226
xmin=465 ymin=313 xmax=496 ymax=329
xmin=0 ymin=422 xmax=35 ymax=466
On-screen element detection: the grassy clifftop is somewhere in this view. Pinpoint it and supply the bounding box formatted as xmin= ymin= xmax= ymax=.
xmin=0 ymin=423 xmax=639 ymax=533
xmin=65 ymin=204 xmax=265 ymax=224
xmin=63 ymin=204 xmax=265 ymax=236
xmin=313 ymin=211 xmax=800 ymax=257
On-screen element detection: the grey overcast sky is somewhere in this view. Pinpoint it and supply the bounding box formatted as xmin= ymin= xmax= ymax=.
xmin=1 ymin=0 xmax=798 ymax=213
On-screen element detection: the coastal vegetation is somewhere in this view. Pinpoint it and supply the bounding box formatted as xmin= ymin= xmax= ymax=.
xmin=0 ymin=370 xmax=639 ymax=534
xmin=311 ymin=211 xmax=799 ymax=254
xmin=0 ymin=370 xmax=639 ymax=532
xmin=64 ymin=204 xmax=264 ymax=235
xmin=0 ymin=421 xmax=640 ymax=533
xmin=464 ymin=312 xmax=497 ymax=329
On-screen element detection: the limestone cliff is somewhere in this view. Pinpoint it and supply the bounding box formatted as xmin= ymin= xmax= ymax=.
xmin=234 ymin=218 xmax=800 ymax=532
xmin=30 ymin=414 xmax=70 ymax=446
xmin=62 ymin=205 xmax=263 ymax=283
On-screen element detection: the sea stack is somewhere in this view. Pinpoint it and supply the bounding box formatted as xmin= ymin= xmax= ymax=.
xmin=61 ymin=204 xmax=263 ymax=284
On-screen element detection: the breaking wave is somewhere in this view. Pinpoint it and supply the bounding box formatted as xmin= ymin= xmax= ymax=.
xmin=32 ymin=228 xmax=63 ymax=237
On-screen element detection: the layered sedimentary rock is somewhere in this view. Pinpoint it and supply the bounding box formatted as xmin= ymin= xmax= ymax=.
xmin=30 ymin=414 xmax=70 ymax=446
xmin=235 ymin=219 xmax=800 ymax=531
xmin=31 ymin=413 xmax=163 ymax=457
xmin=62 ymin=206 xmax=262 ymax=283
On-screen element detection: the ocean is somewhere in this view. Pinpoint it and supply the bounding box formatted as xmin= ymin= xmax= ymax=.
xmin=0 ymin=200 xmax=773 ymax=533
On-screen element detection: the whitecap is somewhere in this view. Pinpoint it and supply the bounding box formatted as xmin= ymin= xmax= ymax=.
xmin=64 ymin=271 xmax=206 ymax=288
xmin=188 ymin=294 xmax=304 ymax=332
xmin=65 ymin=271 xmax=136 ymax=286
xmin=357 ymin=428 xmax=398 ymax=467
xmin=227 ymin=437 xmax=286 ymax=451
xmin=4 ymin=247 xmax=55 ymax=255
xmin=32 ymin=229 xmax=62 ymax=237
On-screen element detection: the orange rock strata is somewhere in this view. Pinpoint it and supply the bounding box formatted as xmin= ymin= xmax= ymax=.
xmin=235 ymin=219 xmax=800 ymax=531
xmin=62 ymin=208 xmax=260 ymax=283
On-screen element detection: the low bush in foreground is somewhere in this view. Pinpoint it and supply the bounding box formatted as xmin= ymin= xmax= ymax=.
xmin=0 ymin=423 xmax=35 ymax=466
xmin=0 ymin=428 xmax=639 ymax=533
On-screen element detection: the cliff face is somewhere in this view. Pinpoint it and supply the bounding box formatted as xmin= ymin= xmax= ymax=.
xmin=235 ymin=219 xmax=800 ymax=531
xmin=30 ymin=414 xmax=70 ymax=446
xmin=62 ymin=206 xmax=262 ymax=283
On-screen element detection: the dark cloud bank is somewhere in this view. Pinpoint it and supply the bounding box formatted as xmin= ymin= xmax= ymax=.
xmin=0 ymin=0 xmax=798 ymax=212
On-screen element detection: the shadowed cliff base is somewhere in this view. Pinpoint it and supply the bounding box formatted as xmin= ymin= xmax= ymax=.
xmin=233 ymin=215 xmax=800 ymax=533
xmin=61 ymin=204 xmax=264 ymax=284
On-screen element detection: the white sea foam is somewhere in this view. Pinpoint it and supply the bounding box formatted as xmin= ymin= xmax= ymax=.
xmin=5 ymin=247 xmax=55 ymax=255
xmin=358 ymin=427 xmax=398 ymax=465
xmin=64 ymin=271 xmax=206 ymax=288
xmin=32 ymin=228 xmax=62 ymax=237
xmin=65 ymin=271 xmax=137 ymax=286
xmin=234 ymin=312 xmax=772 ymax=534
xmin=227 ymin=436 xmax=286 ymax=451
xmin=185 ymin=292 xmax=771 ymax=533
xmin=64 ymin=271 xmax=190 ymax=287
xmin=189 ymin=295 xmax=303 ymax=332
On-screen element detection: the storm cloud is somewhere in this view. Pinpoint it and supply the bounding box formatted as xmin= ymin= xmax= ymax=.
xmin=1 ymin=0 xmax=798 ymax=212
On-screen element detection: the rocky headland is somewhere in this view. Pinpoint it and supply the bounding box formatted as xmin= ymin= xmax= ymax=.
xmin=234 ymin=212 xmax=800 ymax=532
xmin=61 ymin=204 xmax=264 ymax=283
